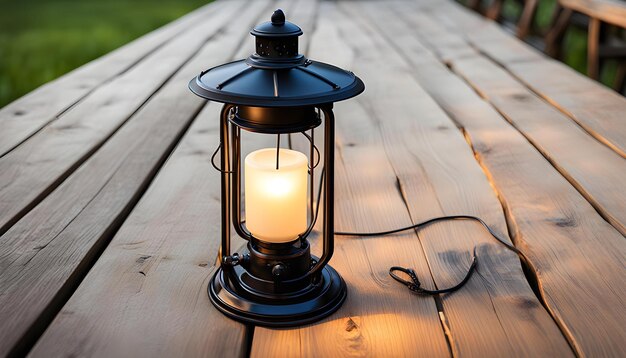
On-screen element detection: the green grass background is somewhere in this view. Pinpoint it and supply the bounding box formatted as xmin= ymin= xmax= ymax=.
xmin=0 ymin=0 xmax=210 ymax=108
xmin=0 ymin=0 xmax=620 ymax=109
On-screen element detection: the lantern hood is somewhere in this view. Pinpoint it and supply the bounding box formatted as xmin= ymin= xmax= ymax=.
xmin=189 ymin=9 xmax=364 ymax=107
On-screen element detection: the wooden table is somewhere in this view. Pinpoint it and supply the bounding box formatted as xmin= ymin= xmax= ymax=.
xmin=1 ymin=0 xmax=624 ymax=356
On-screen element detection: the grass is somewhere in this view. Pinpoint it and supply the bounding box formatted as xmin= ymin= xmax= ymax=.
xmin=0 ymin=0 xmax=210 ymax=108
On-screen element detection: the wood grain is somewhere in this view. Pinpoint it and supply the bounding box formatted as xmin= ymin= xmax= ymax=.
xmin=26 ymin=102 xmax=248 ymax=358
xmin=252 ymin=3 xmax=450 ymax=357
xmin=2 ymin=0 xmax=623 ymax=356
xmin=347 ymin=2 xmax=572 ymax=356
xmin=0 ymin=0 xmax=234 ymax=237
xmin=388 ymin=2 xmax=626 ymax=355
xmin=253 ymin=1 xmax=571 ymax=356
xmin=508 ymin=59 xmax=626 ymax=158
xmin=433 ymin=0 xmax=626 ymax=159
xmin=450 ymin=55 xmax=626 ymax=236
xmin=0 ymin=1 xmax=225 ymax=157
xmin=407 ymin=0 xmax=626 ymax=234
xmin=433 ymin=1 xmax=544 ymax=65
xmin=0 ymin=1 xmax=255 ymax=356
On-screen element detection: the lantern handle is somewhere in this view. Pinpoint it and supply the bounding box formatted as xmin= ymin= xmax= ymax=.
xmin=219 ymin=104 xmax=236 ymax=262
xmin=230 ymin=117 xmax=254 ymax=242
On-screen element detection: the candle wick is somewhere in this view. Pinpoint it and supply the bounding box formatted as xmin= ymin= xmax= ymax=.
xmin=276 ymin=134 xmax=281 ymax=170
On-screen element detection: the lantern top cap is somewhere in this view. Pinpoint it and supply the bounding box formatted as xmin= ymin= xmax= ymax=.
xmin=250 ymin=9 xmax=303 ymax=38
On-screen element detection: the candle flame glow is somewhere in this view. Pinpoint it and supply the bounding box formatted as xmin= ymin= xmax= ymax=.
xmin=245 ymin=148 xmax=308 ymax=243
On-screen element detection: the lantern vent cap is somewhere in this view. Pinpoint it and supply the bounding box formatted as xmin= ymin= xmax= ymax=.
xmin=250 ymin=9 xmax=303 ymax=38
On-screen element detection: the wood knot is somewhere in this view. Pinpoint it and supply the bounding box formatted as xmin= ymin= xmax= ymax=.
xmin=511 ymin=93 xmax=531 ymax=101
xmin=547 ymin=217 xmax=576 ymax=228
xmin=515 ymin=297 xmax=539 ymax=309
xmin=136 ymin=255 xmax=152 ymax=263
xmin=345 ymin=317 xmax=359 ymax=332
xmin=55 ymin=124 xmax=77 ymax=131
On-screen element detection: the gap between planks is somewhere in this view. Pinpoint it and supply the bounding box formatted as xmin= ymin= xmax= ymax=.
xmin=378 ymin=0 xmax=625 ymax=355
xmin=0 ymin=0 xmax=262 ymax=356
xmin=0 ymin=1 xmax=226 ymax=158
xmin=411 ymin=2 xmax=626 ymax=238
xmin=27 ymin=1 xmax=275 ymax=354
xmin=0 ymin=0 xmax=233 ymax=238
xmin=435 ymin=0 xmax=626 ymax=160
xmin=252 ymin=1 xmax=571 ymax=357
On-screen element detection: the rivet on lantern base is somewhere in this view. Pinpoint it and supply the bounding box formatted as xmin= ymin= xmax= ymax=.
xmin=209 ymin=261 xmax=347 ymax=327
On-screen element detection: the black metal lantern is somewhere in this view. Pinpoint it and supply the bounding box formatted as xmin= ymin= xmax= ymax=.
xmin=189 ymin=9 xmax=364 ymax=327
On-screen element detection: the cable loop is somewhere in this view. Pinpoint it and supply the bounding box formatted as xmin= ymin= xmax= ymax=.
xmin=388 ymin=249 xmax=477 ymax=295
xmin=300 ymin=131 xmax=321 ymax=169
xmin=389 ymin=266 xmax=421 ymax=291
xmin=211 ymin=143 xmax=232 ymax=174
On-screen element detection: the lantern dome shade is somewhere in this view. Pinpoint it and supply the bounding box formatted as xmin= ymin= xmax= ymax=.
xmin=189 ymin=8 xmax=364 ymax=107
xmin=189 ymin=59 xmax=364 ymax=107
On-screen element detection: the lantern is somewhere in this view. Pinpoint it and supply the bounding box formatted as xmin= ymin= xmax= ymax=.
xmin=189 ymin=9 xmax=364 ymax=326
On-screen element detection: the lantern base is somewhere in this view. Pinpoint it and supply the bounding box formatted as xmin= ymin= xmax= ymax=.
xmin=208 ymin=263 xmax=347 ymax=327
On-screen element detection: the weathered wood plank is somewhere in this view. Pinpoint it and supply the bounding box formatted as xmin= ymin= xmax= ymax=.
xmin=344 ymin=2 xmax=572 ymax=356
xmin=433 ymin=1 xmax=544 ymax=65
xmin=0 ymin=0 xmax=226 ymax=157
xmin=389 ymin=2 xmax=626 ymax=355
xmin=0 ymin=1 xmax=234 ymax=237
xmin=27 ymin=104 xmax=247 ymax=358
xmin=410 ymin=0 xmax=626 ymax=233
xmin=451 ymin=55 xmax=626 ymax=236
xmin=0 ymin=1 xmax=255 ymax=356
xmin=507 ymin=59 xmax=626 ymax=158
xmin=432 ymin=0 xmax=626 ymax=158
xmin=252 ymin=3 xmax=450 ymax=357
xmin=253 ymin=1 xmax=571 ymax=356
xmin=408 ymin=0 xmax=626 ymax=234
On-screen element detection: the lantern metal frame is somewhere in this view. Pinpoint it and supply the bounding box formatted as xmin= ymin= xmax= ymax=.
xmin=189 ymin=9 xmax=364 ymax=327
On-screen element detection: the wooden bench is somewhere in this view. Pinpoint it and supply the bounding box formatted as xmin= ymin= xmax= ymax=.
xmin=545 ymin=0 xmax=626 ymax=88
xmin=0 ymin=0 xmax=624 ymax=356
xmin=483 ymin=0 xmax=540 ymax=39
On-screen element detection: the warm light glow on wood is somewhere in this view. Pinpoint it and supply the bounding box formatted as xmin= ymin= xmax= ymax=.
xmin=245 ymin=148 xmax=308 ymax=243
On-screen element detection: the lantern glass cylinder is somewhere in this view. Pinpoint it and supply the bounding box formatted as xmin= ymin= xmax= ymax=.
xmin=245 ymin=148 xmax=308 ymax=243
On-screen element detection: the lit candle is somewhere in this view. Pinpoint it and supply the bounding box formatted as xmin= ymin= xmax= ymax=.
xmin=245 ymin=148 xmax=308 ymax=243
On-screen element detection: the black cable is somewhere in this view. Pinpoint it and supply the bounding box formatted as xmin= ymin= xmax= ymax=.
xmin=336 ymin=215 xmax=527 ymax=264
xmin=210 ymin=143 xmax=529 ymax=296
xmin=311 ymin=167 xmax=530 ymax=296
